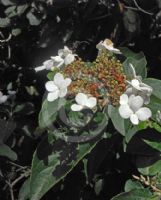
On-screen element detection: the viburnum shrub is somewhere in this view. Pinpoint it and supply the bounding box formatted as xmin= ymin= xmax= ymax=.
xmin=28 ymin=39 xmax=161 ymax=200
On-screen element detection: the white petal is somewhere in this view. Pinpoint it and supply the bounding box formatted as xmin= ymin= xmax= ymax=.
xmin=58 ymin=88 xmax=67 ymax=98
xmin=136 ymin=107 xmax=152 ymax=121
xmin=130 ymin=114 xmax=139 ymax=125
xmin=75 ymin=93 xmax=88 ymax=106
xmin=131 ymin=79 xmax=141 ymax=90
xmin=119 ymin=94 xmax=128 ymax=105
xmin=63 ymin=78 xmax=72 ymax=87
xmin=128 ymin=95 xmax=144 ymax=112
xmin=125 ymin=87 xmax=133 ymax=96
xmin=35 ymin=65 xmax=46 ymax=72
xmin=85 ymin=97 xmax=97 ymax=108
xmin=51 ymin=56 xmax=64 ymax=68
xmin=119 ymin=105 xmax=133 ymax=119
xmin=47 ymin=91 xmax=59 ymax=102
xmin=0 ymin=92 xmax=3 ymax=98
xmin=43 ymin=60 xmax=53 ymax=70
xmin=64 ymin=54 xmax=75 ymax=65
xmin=45 ymin=81 xmax=58 ymax=92
xmin=71 ymin=104 xmax=84 ymax=111
xmin=54 ymin=73 xmax=64 ymax=87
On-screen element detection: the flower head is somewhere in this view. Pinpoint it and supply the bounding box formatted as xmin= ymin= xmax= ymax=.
xmin=45 ymin=73 xmax=71 ymax=102
xmin=71 ymin=93 xmax=97 ymax=111
xmin=0 ymin=91 xmax=7 ymax=104
xmin=119 ymin=94 xmax=152 ymax=125
xmin=96 ymin=39 xmax=121 ymax=54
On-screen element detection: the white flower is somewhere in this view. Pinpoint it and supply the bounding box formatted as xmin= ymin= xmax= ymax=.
xmin=35 ymin=46 xmax=76 ymax=72
xmin=119 ymin=94 xmax=152 ymax=125
xmin=45 ymin=73 xmax=71 ymax=102
xmin=125 ymin=64 xmax=153 ymax=104
xmin=126 ymin=78 xmax=153 ymax=104
xmin=0 ymin=91 xmax=8 ymax=104
xmin=71 ymin=93 xmax=97 ymax=111
xmin=96 ymin=39 xmax=121 ymax=54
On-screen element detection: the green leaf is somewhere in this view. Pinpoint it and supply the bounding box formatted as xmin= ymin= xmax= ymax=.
xmin=144 ymin=140 xmax=161 ymax=152
xmin=1 ymin=0 xmax=15 ymax=6
xmin=17 ymin=4 xmax=28 ymax=16
xmin=108 ymin=105 xmax=126 ymax=136
xmin=18 ymin=178 xmax=30 ymax=200
xmin=0 ymin=144 xmax=17 ymax=161
xmin=26 ymin=12 xmax=41 ymax=26
xmin=123 ymin=52 xmax=147 ymax=78
xmin=125 ymin=179 xmax=143 ymax=192
xmin=30 ymin=133 xmax=98 ymax=200
xmin=5 ymin=6 xmax=17 ymax=18
xmin=143 ymin=78 xmax=161 ymax=100
xmin=12 ymin=28 xmax=21 ymax=36
xmin=0 ymin=17 xmax=10 ymax=28
xmin=138 ymin=160 xmax=161 ymax=176
xmin=111 ymin=188 xmax=155 ymax=200
xmin=38 ymin=98 xmax=66 ymax=129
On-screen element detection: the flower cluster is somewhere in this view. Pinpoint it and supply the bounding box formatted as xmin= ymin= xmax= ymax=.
xmin=37 ymin=39 xmax=155 ymax=126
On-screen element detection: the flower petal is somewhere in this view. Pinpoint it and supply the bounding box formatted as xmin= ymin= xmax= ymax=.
xmin=71 ymin=104 xmax=84 ymax=111
xmin=59 ymin=88 xmax=67 ymax=98
xmin=45 ymin=81 xmax=58 ymax=92
xmin=85 ymin=97 xmax=97 ymax=108
xmin=47 ymin=91 xmax=59 ymax=102
xmin=63 ymin=78 xmax=72 ymax=87
xmin=130 ymin=114 xmax=139 ymax=125
xmin=54 ymin=73 xmax=64 ymax=87
xmin=43 ymin=60 xmax=53 ymax=70
xmin=119 ymin=105 xmax=133 ymax=119
xmin=131 ymin=79 xmax=141 ymax=90
xmin=119 ymin=94 xmax=128 ymax=105
xmin=128 ymin=95 xmax=144 ymax=112
xmin=35 ymin=65 xmax=46 ymax=72
xmin=136 ymin=107 xmax=152 ymax=121
xmin=75 ymin=93 xmax=88 ymax=106
xmin=64 ymin=54 xmax=75 ymax=65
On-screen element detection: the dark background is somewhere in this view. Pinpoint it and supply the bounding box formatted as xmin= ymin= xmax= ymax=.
xmin=0 ymin=0 xmax=161 ymax=199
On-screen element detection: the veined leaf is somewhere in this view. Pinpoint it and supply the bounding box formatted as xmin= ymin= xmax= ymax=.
xmin=30 ymin=133 xmax=99 ymax=200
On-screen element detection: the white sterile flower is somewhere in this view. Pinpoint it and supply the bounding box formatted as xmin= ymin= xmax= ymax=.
xmin=0 ymin=91 xmax=8 ymax=104
xmin=71 ymin=93 xmax=97 ymax=111
xmin=96 ymin=39 xmax=121 ymax=54
xmin=35 ymin=59 xmax=54 ymax=72
xmin=35 ymin=46 xmax=76 ymax=72
xmin=119 ymin=94 xmax=152 ymax=125
xmin=45 ymin=73 xmax=71 ymax=102
xmin=58 ymin=46 xmax=76 ymax=65
xmin=126 ymin=78 xmax=153 ymax=104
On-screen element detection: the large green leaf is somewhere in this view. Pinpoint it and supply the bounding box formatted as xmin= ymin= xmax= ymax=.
xmin=144 ymin=140 xmax=161 ymax=152
xmin=30 ymin=133 xmax=99 ymax=200
xmin=0 ymin=144 xmax=17 ymax=161
xmin=108 ymin=105 xmax=131 ymax=136
xmin=138 ymin=160 xmax=161 ymax=176
xmin=18 ymin=178 xmax=30 ymax=200
xmin=124 ymin=179 xmax=143 ymax=192
xmin=123 ymin=53 xmax=147 ymax=78
xmin=39 ymin=98 xmax=66 ymax=128
xmin=143 ymin=78 xmax=161 ymax=100
xmin=111 ymin=188 xmax=156 ymax=200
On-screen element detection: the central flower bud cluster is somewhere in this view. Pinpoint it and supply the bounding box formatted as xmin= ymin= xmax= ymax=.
xmin=63 ymin=51 xmax=126 ymax=107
